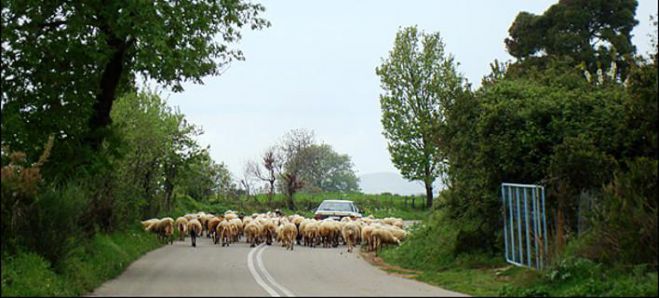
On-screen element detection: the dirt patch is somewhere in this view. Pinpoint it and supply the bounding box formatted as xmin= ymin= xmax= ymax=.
xmin=359 ymin=249 xmax=421 ymax=279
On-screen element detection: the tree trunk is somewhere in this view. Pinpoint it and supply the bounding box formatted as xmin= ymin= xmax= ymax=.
xmin=425 ymin=181 xmax=433 ymax=209
xmin=268 ymin=180 xmax=275 ymax=203
xmin=286 ymin=193 xmax=296 ymax=210
xmin=86 ymin=32 xmax=128 ymax=151
xmin=163 ymin=162 xmax=177 ymax=212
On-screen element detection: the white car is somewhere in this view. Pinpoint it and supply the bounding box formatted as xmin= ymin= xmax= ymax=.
xmin=313 ymin=200 xmax=362 ymax=220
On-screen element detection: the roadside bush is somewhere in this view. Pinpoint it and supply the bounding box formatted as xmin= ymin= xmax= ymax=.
xmin=380 ymin=210 xmax=459 ymax=270
xmin=27 ymin=182 xmax=88 ymax=269
xmin=1 ymin=226 xmax=162 ymax=297
xmin=499 ymin=257 xmax=658 ymax=297
xmin=1 ymin=251 xmax=71 ymax=296
xmin=583 ymin=157 xmax=658 ymax=267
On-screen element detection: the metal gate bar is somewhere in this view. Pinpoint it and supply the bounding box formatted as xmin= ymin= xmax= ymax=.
xmin=501 ymin=183 xmax=547 ymax=270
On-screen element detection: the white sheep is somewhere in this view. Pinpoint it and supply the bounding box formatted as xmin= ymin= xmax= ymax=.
xmin=341 ymin=221 xmax=360 ymax=253
xmin=371 ymin=225 xmax=401 ymax=256
xmin=156 ymin=217 xmax=175 ymax=245
xmin=187 ymin=218 xmax=203 ymax=247
xmin=175 ymin=217 xmax=188 ymax=241
xmin=280 ymin=222 xmax=297 ymax=250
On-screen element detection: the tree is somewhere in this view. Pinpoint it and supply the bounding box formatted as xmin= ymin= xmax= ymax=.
xmin=1 ymin=0 xmax=270 ymax=178
xmin=111 ymin=91 xmax=204 ymax=217
xmin=505 ymin=0 xmax=639 ymax=78
xmin=376 ymin=26 xmax=467 ymax=208
xmin=296 ymin=144 xmax=360 ymax=193
xmin=246 ymin=147 xmax=282 ymax=203
xmin=277 ymin=129 xmax=315 ymax=210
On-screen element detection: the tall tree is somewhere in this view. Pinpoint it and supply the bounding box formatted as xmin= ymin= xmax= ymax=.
xmin=111 ymin=91 xmax=203 ymax=217
xmin=505 ymin=0 xmax=638 ymax=78
xmin=376 ymin=26 xmax=467 ymax=208
xmin=1 ymin=0 xmax=270 ymax=178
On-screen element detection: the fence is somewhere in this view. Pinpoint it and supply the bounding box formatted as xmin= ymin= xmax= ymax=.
xmin=501 ymin=183 xmax=548 ymax=270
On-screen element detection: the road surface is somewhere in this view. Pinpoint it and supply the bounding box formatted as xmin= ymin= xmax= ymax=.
xmin=88 ymin=234 xmax=466 ymax=297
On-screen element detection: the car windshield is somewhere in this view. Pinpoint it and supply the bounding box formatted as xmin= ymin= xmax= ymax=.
xmin=318 ymin=202 xmax=354 ymax=212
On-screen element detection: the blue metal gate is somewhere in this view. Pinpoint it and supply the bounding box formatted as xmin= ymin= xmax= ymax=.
xmin=501 ymin=183 xmax=547 ymax=270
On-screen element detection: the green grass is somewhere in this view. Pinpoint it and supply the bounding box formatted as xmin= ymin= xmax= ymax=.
xmin=414 ymin=266 xmax=536 ymax=297
xmin=498 ymin=258 xmax=658 ymax=297
xmin=377 ymin=209 xmax=658 ymax=297
xmin=1 ymin=226 xmax=163 ymax=296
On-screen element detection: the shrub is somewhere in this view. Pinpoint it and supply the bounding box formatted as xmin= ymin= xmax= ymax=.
xmin=24 ymin=182 xmax=88 ymax=269
xmin=1 ymin=251 xmax=70 ymax=296
xmin=583 ymin=157 xmax=657 ymax=266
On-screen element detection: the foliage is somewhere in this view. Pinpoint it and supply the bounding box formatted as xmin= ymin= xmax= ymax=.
xmin=1 ymin=226 xmax=162 ymax=297
xmin=178 ymin=153 xmax=233 ymax=202
xmin=295 ymin=143 xmax=360 ymax=193
xmin=499 ymin=257 xmax=658 ymax=297
xmin=111 ymin=91 xmax=206 ymax=218
xmin=505 ymin=0 xmax=639 ymax=77
xmin=1 ymin=136 xmax=54 ymax=253
xmin=579 ymin=158 xmax=658 ymax=266
xmin=376 ymin=26 xmax=468 ymax=208
xmin=277 ymin=128 xmax=316 ymax=209
xmin=393 ymin=5 xmax=656 ymax=296
xmin=246 ymin=129 xmax=361 ymax=210
xmin=1 ymin=0 xmax=270 ymax=174
xmin=1 ymin=251 xmax=70 ymax=296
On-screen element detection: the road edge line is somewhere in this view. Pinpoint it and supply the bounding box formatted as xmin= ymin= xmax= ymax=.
xmin=247 ymin=244 xmax=280 ymax=297
xmin=256 ymin=245 xmax=296 ymax=297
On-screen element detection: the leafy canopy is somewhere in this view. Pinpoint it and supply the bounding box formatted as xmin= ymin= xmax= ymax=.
xmin=376 ymin=26 xmax=468 ymax=206
xmin=1 ymin=0 xmax=270 ymax=176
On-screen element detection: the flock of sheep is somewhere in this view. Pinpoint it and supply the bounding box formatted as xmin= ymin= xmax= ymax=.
xmin=140 ymin=211 xmax=408 ymax=255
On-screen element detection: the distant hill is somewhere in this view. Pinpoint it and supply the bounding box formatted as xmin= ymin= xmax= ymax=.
xmin=358 ymin=172 xmax=445 ymax=196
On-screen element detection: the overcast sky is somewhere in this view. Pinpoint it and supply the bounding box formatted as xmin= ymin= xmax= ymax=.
xmin=165 ymin=0 xmax=658 ymax=180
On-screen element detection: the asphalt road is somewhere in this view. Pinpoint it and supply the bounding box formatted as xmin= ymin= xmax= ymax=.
xmin=89 ymin=223 xmax=463 ymax=297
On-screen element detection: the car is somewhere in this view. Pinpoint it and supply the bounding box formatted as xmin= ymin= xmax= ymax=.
xmin=313 ymin=199 xmax=362 ymax=220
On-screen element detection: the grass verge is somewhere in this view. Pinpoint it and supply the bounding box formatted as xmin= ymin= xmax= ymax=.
xmin=375 ymin=210 xmax=658 ymax=297
xmin=1 ymin=226 xmax=162 ymax=296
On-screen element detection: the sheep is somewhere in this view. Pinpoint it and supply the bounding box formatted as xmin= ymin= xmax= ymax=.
xmin=383 ymin=217 xmax=404 ymax=229
xmin=303 ymin=221 xmax=320 ymax=247
xmin=243 ymin=216 xmax=253 ymax=226
xmin=371 ymin=226 xmax=401 ymax=256
xmin=291 ymin=215 xmax=305 ymax=245
xmin=224 ymin=212 xmax=238 ymax=221
xmin=201 ymin=214 xmax=216 ymax=238
xmin=207 ymin=217 xmax=222 ymax=244
xmin=341 ymin=221 xmax=360 ymax=253
xmin=319 ymin=219 xmax=340 ymax=248
xmin=157 ymin=217 xmax=175 ymax=245
xmin=187 ymin=218 xmax=203 ymax=247
xmin=361 ymin=224 xmax=376 ymax=252
xmin=385 ymin=225 xmax=407 ymax=242
xmin=216 ymin=219 xmax=235 ymax=247
xmin=141 ymin=218 xmax=160 ymax=232
xmin=229 ymin=218 xmax=243 ymax=242
xmin=244 ymin=221 xmax=262 ymax=247
xmin=280 ymin=222 xmax=297 ymax=250
xmin=261 ymin=219 xmax=277 ymax=246
xmin=175 ymin=217 xmax=188 ymax=241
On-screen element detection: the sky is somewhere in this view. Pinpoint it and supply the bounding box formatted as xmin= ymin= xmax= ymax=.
xmin=165 ymin=0 xmax=658 ymax=182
